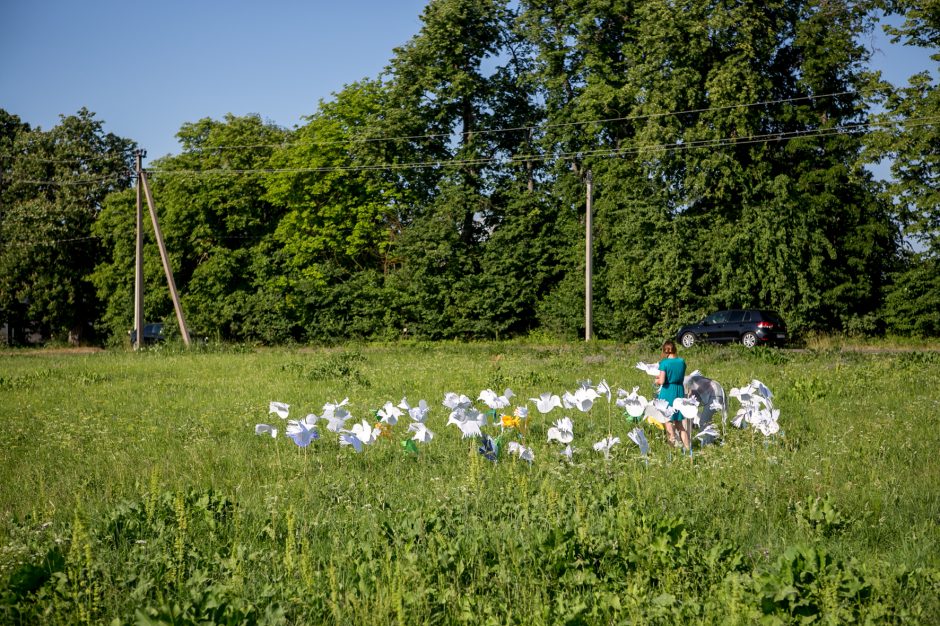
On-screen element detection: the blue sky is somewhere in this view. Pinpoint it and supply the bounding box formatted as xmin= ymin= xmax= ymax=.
xmin=1 ymin=1 xmax=935 ymax=166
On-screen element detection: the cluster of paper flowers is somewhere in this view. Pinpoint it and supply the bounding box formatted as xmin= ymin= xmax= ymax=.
xmin=254 ymin=368 xmax=781 ymax=462
xmin=256 ymin=397 xmax=433 ymax=454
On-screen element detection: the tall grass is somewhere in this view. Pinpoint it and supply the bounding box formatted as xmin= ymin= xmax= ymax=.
xmin=1 ymin=342 xmax=938 ymax=623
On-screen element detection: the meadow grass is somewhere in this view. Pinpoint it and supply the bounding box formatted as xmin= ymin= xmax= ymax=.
xmin=1 ymin=341 xmax=938 ymax=624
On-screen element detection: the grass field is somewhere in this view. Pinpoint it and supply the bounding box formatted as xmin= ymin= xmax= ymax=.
xmin=1 ymin=341 xmax=939 ymax=624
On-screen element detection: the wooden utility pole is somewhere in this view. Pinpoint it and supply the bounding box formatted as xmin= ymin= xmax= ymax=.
xmin=133 ymin=150 xmax=145 ymax=350
xmin=139 ymin=170 xmax=191 ymax=347
xmin=585 ymin=170 xmax=593 ymax=342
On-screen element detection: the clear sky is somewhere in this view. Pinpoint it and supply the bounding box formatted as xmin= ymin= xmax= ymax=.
xmin=1 ymin=1 xmax=935 ymax=166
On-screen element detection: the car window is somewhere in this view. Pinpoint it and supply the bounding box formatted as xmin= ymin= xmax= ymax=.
xmin=704 ymin=311 xmax=728 ymax=324
xmin=726 ymin=311 xmax=744 ymax=323
xmin=742 ymin=311 xmax=752 ymax=322
xmin=759 ymin=311 xmax=784 ymax=325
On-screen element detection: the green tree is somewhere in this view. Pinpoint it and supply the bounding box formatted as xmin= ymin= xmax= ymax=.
xmin=0 ymin=108 xmax=134 ymax=343
xmin=92 ymin=114 xmax=288 ymax=343
xmin=868 ymin=0 xmax=940 ymax=335
xmin=265 ymin=79 xmax=416 ymax=341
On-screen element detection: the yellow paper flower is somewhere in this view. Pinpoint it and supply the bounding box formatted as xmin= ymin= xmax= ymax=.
xmin=374 ymin=422 xmax=393 ymax=438
xmin=500 ymin=415 xmax=521 ymax=429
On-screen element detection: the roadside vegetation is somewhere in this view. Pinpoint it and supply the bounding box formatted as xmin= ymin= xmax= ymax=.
xmin=1 ymin=341 xmax=937 ymax=623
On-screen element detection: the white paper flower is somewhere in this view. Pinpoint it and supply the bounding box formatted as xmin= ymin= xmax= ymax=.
xmin=348 ymin=419 xmax=377 ymax=445
xmin=636 ymin=361 xmax=660 ymax=376
xmin=507 ymin=441 xmax=534 ymax=462
xmin=562 ymin=387 xmax=597 ymax=413
xmin=618 ymin=386 xmax=649 ymax=418
xmin=338 ymin=432 xmax=363 ymax=453
xmin=285 ymin=414 xmax=319 ymax=447
xmin=627 ymin=427 xmax=649 ymax=456
xmin=529 ymin=392 xmax=562 ymax=414
xmin=592 ymin=436 xmax=620 ymax=459
xmin=269 ymin=401 xmax=290 ymax=419
xmin=408 ymin=422 xmax=434 ymax=443
xmin=443 ymin=392 xmax=473 ymax=411
xmin=399 ymin=397 xmax=430 ymax=422
xmin=378 ymin=401 xmax=403 ymax=425
xmin=547 ymin=417 xmax=574 ymax=444
xmin=255 ymin=423 xmax=278 ymax=438
xmin=673 ymin=397 xmax=701 ymax=422
xmin=478 ymin=388 xmax=515 ymax=410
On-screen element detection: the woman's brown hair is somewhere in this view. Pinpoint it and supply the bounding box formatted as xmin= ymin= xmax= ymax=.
xmin=661 ymin=340 xmax=677 ymax=357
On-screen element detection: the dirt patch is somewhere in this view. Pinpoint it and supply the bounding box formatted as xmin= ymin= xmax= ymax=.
xmin=0 ymin=346 xmax=106 ymax=356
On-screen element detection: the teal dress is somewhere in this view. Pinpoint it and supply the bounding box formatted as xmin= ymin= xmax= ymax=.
xmin=657 ymin=357 xmax=686 ymax=422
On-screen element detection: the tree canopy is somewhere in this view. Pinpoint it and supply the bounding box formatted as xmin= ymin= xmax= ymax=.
xmin=3 ymin=0 xmax=938 ymax=344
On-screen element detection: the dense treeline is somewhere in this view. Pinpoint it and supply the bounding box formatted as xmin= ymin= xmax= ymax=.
xmin=1 ymin=0 xmax=938 ymax=345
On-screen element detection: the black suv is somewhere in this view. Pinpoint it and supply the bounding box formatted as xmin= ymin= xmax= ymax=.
xmin=129 ymin=323 xmax=165 ymax=346
xmin=677 ymin=310 xmax=787 ymax=348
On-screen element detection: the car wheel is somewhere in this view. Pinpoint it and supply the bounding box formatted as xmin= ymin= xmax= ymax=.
xmin=680 ymin=332 xmax=696 ymax=348
xmin=741 ymin=332 xmax=758 ymax=348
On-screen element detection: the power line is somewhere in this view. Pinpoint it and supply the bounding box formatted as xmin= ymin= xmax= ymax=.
xmin=4 ymin=114 xmax=934 ymax=186
xmin=144 ymin=116 xmax=939 ymax=178
xmin=168 ymin=90 xmax=866 ymax=152
xmin=3 ymin=119 xmax=933 ymax=250
xmin=0 ymin=235 xmax=101 ymax=249
xmin=5 ymin=174 xmax=129 ymax=186
xmin=0 ymin=88 xmax=866 ymax=164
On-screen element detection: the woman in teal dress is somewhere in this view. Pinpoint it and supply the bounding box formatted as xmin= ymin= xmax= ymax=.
xmin=656 ymin=340 xmax=689 ymax=450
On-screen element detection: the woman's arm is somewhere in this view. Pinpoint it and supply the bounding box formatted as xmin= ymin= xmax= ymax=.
xmin=655 ymin=370 xmax=666 ymax=386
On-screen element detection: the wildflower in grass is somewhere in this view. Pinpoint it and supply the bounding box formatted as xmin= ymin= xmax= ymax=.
xmin=627 ymin=427 xmax=649 ymax=456
xmin=530 ymin=392 xmax=562 ymax=414
xmin=255 ymin=423 xmax=278 ymax=438
xmin=285 ymin=415 xmax=319 ymax=448
xmin=593 ymin=436 xmax=620 ymax=459
xmin=269 ymin=401 xmax=290 ymax=419
xmin=373 ymin=421 xmax=393 ymax=439
xmin=547 ymin=417 xmax=574 ymax=444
